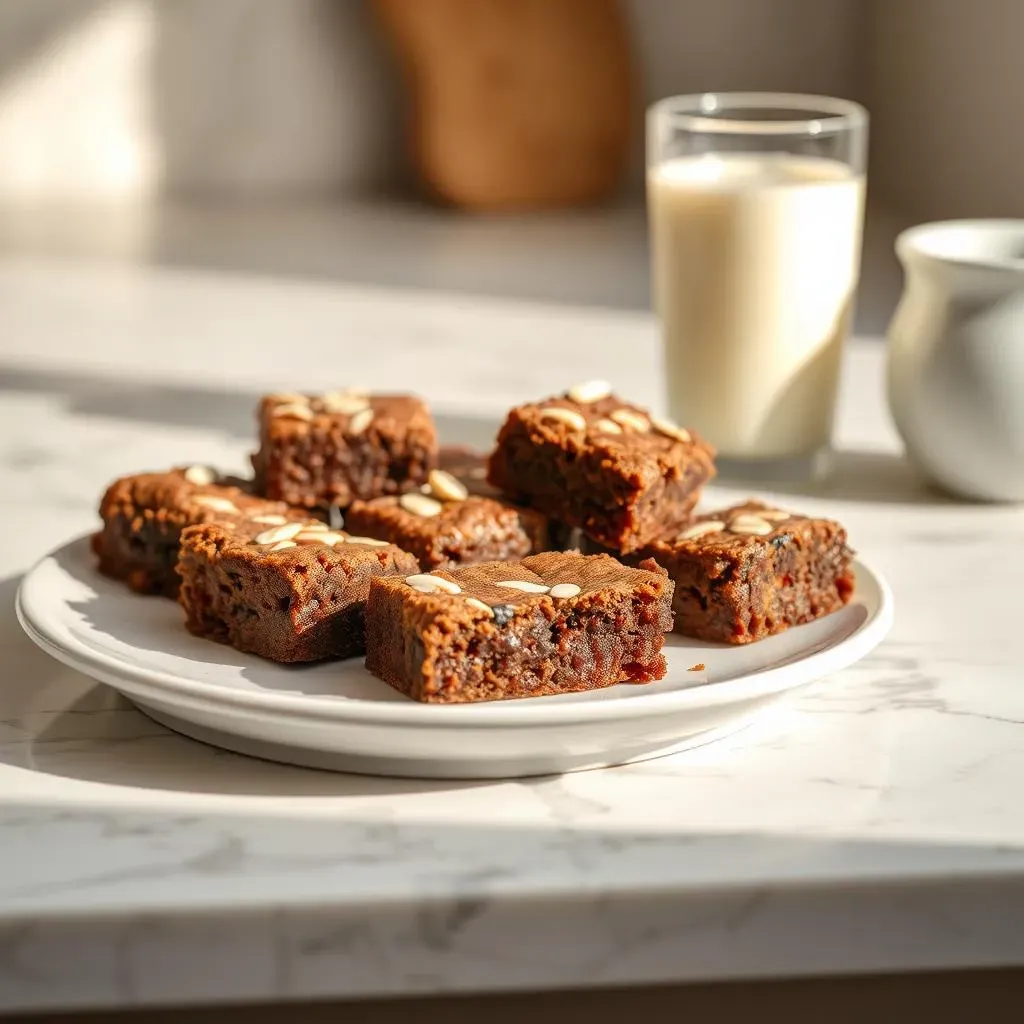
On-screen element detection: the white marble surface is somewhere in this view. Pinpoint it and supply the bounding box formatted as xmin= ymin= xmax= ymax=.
xmin=2 ymin=254 xmax=1024 ymax=1014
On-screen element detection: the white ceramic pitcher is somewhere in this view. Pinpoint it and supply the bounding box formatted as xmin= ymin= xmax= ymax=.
xmin=887 ymin=220 xmax=1024 ymax=501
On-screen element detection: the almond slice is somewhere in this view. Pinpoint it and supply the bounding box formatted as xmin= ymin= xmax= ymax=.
xmin=549 ymin=583 xmax=581 ymax=599
xmin=345 ymin=536 xmax=389 ymax=547
xmin=651 ymin=416 xmax=691 ymax=444
xmin=728 ymin=514 xmax=774 ymax=536
xmin=609 ymin=408 xmax=650 ymax=432
xmin=254 ymin=522 xmax=304 ymax=545
xmin=348 ymin=408 xmax=374 ymax=436
xmin=538 ymin=407 xmax=587 ymax=431
xmin=184 ymin=464 xmax=217 ymax=486
xmin=496 ymin=580 xmax=550 ymax=594
xmin=428 ymin=469 xmax=468 ymax=502
xmin=319 ymin=392 xmax=371 ymax=415
xmin=268 ymin=540 xmax=297 ymax=551
xmin=566 ymin=379 xmax=612 ymax=404
xmin=272 ymin=403 xmax=314 ymax=422
xmin=295 ymin=530 xmax=346 ymax=546
xmin=400 ymin=493 xmax=443 ymax=517
xmin=464 ymin=597 xmax=495 ymax=618
xmin=756 ymin=509 xmax=791 ymax=522
xmin=593 ymin=418 xmax=623 ymax=434
xmin=405 ymin=573 xmax=462 ymax=595
xmin=193 ymin=495 xmax=238 ymax=513
xmin=678 ymin=520 xmax=726 ymax=540
xmin=250 ymin=513 xmax=288 ymax=526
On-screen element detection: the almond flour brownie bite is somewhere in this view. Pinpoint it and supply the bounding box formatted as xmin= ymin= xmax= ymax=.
xmin=177 ymin=518 xmax=419 ymax=663
xmin=251 ymin=390 xmax=438 ymax=510
xmin=487 ymin=380 xmax=715 ymax=553
xmin=635 ymin=501 xmax=855 ymax=645
xmin=364 ymin=551 xmax=674 ymax=703
xmin=345 ymin=468 xmax=553 ymax=570
xmin=93 ymin=466 xmax=305 ymax=598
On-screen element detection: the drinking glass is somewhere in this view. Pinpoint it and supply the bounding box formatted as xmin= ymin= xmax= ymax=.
xmin=647 ymin=92 xmax=868 ymax=482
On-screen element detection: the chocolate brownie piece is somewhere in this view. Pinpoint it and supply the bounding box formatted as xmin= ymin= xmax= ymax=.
xmin=636 ymin=501 xmax=855 ymax=645
xmin=93 ymin=466 xmax=301 ymax=598
xmin=440 ymin=444 xmax=576 ymax=549
xmin=487 ymin=381 xmax=715 ymax=553
xmin=251 ymin=390 xmax=438 ymax=509
xmin=346 ymin=468 xmax=552 ymax=569
xmin=364 ymin=551 xmax=674 ymax=703
xmin=177 ymin=518 xmax=419 ymax=663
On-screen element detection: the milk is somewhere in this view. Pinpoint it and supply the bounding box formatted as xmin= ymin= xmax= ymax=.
xmin=648 ymin=153 xmax=865 ymax=460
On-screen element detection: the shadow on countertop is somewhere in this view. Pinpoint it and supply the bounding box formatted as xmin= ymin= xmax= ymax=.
xmin=0 ymin=364 xmax=501 ymax=452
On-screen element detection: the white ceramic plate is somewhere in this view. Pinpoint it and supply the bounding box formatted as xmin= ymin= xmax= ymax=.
xmin=17 ymin=536 xmax=893 ymax=778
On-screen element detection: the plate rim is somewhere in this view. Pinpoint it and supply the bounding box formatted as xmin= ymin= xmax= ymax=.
xmin=16 ymin=534 xmax=894 ymax=729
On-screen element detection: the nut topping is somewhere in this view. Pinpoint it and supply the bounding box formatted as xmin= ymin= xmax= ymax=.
xmin=347 ymin=408 xmax=374 ymax=436
xmin=295 ymin=530 xmax=346 ymax=546
xmin=405 ymin=573 xmax=462 ymax=595
xmin=593 ymin=418 xmax=623 ymax=435
xmin=566 ymin=379 xmax=612 ymax=404
xmin=400 ymin=493 xmax=443 ymax=517
xmin=728 ymin=514 xmax=774 ymax=536
xmin=549 ymin=583 xmax=581 ymax=599
xmin=344 ymin=536 xmax=389 ymax=547
xmin=428 ymin=469 xmax=468 ymax=502
xmin=268 ymin=540 xmax=297 ymax=551
xmin=679 ymin=520 xmax=726 ymax=540
xmin=464 ymin=597 xmax=495 ymax=617
xmin=272 ymin=403 xmax=314 ymax=422
xmin=651 ymin=416 xmax=691 ymax=443
xmin=183 ymin=465 xmax=217 ymax=486
xmin=250 ymin=513 xmax=288 ymax=525
xmin=254 ymin=522 xmax=304 ymax=545
xmin=539 ymin=407 xmax=587 ymax=431
xmin=609 ymin=408 xmax=650 ymax=432
xmin=756 ymin=509 xmax=791 ymax=522
xmin=319 ymin=392 xmax=370 ymax=415
xmin=192 ymin=495 xmax=238 ymax=513
xmin=496 ymin=580 xmax=550 ymax=594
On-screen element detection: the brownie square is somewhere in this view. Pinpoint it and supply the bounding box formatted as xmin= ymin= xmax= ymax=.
xmin=487 ymin=383 xmax=715 ymax=553
xmin=364 ymin=551 xmax=674 ymax=703
xmin=251 ymin=390 xmax=438 ymax=510
xmin=345 ymin=467 xmax=553 ymax=570
xmin=93 ymin=466 xmax=301 ymax=598
xmin=636 ymin=501 xmax=855 ymax=644
xmin=177 ymin=518 xmax=419 ymax=663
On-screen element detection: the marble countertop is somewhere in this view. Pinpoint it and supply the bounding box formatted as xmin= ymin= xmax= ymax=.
xmin=2 ymin=251 xmax=1024 ymax=1015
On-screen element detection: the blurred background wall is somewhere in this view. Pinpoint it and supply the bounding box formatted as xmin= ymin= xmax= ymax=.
xmin=0 ymin=0 xmax=954 ymax=209
xmin=1 ymin=0 xmax=1017 ymax=220
xmin=0 ymin=0 xmax=1016 ymax=331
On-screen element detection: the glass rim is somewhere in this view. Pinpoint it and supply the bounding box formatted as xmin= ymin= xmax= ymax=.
xmin=648 ymin=92 xmax=868 ymax=136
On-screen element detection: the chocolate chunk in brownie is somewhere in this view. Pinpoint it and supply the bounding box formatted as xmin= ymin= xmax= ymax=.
xmin=487 ymin=381 xmax=715 ymax=553
xmin=93 ymin=466 xmax=303 ymax=598
xmin=345 ymin=467 xmax=553 ymax=570
xmin=177 ymin=518 xmax=419 ymax=663
xmin=364 ymin=551 xmax=674 ymax=703
xmin=635 ymin=500 xmax=855 ymax=644
xmin=251 ymin=390 xmax=437 ymax=509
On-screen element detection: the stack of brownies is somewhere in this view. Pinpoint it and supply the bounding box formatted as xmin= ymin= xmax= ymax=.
xmin=93 ymin=382 xmax=854 ymax=703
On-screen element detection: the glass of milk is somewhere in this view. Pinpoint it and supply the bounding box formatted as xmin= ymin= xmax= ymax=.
xmin=647 ymin=93 xmax=868 ymax=482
